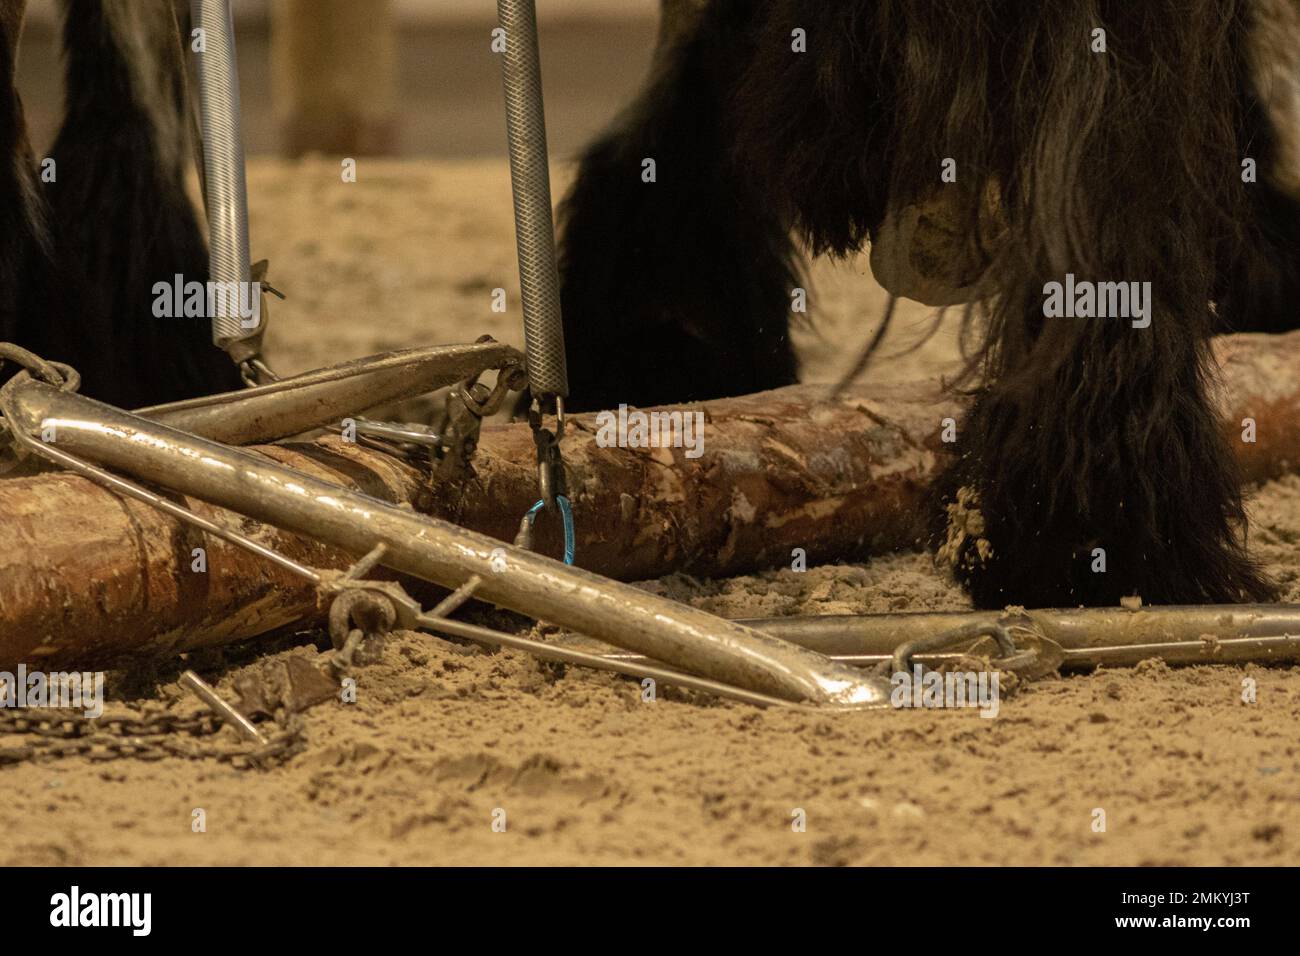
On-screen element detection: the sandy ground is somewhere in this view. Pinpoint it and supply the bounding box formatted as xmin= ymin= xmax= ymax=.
xmin=3 ymin=159 xmax=1299 ymax=866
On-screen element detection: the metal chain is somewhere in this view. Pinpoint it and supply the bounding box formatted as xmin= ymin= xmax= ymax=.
xmin=0 ymin=705 xmax=304 ymax=769
xmin=430 ymin=342 xmax=523 ymax=478
xmin=0 ymin=343 xmax=79 ymax=390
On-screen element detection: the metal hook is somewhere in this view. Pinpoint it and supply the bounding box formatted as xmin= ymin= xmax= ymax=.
xmin=517 ymin=495 xmax=576 ymax=565
xmin=875 ymin=621 xmax=1029 ymax=678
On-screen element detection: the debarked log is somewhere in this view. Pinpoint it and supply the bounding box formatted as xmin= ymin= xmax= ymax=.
xmin=1 ymin=329 xmax=1297 ymax=667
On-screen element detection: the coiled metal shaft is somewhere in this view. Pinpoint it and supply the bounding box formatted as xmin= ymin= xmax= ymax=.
xmin=191 ymin=0 xmax=253 ymax=349
xmin=497 ymin=0 xmax=569 ymax=400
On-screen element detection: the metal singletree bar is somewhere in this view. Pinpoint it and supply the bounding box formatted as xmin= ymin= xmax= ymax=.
xmin=136 ymin=341 xmax=524 ymax=445
xmin=2 ymin=378 xmax=890 ymax=708
xmin=738 ymin=606 xmax=1300 ymax=669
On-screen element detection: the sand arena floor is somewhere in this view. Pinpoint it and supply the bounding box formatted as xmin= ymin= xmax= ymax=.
xmin=2 ymin=159 xmax=1298 ymax=866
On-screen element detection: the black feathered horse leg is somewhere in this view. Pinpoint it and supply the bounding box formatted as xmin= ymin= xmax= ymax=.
xmin=0 ymin=0 xmax=48 ymax=352
xmin=727 ymin=0 xmax=1276 ymax=608
xmin=27 ymin=0 xmax=240 ymax=408
xmin=1214 ymin=181 xmax=1300 ymax=336
xmin=937 ymin=297 xmax=1276 ymax=609
xmin=935 ymin=179 xmax=1277 ymax=609
xmin=934 ymin=1 xmax=1288 ymax=609
xmin=556 ymin=0 xmax=800 ymax=412
xmin=1212 ymin=12 xmax=1300 ymax=338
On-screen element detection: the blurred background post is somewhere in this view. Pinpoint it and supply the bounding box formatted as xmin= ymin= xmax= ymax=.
xmin=271 ymin=0 xmax=398 ymax=157
xmin=16 ymin=0 xmax=658 ymax=158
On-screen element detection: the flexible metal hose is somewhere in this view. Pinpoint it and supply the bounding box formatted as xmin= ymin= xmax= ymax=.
xmin=496 ymin=0 xmax=569 ymax=400
xmin=190 ymin=0 xmax=253 ymax=349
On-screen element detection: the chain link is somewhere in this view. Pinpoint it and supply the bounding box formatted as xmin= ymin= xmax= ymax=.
xmin=0 ymin=705 xmax=304 ymax=769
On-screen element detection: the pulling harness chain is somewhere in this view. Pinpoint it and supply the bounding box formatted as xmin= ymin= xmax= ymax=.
xmin=0 ymin=349 xmax=306 ymax=769
xmin=0 ymin=706 xmax=304 ymax=769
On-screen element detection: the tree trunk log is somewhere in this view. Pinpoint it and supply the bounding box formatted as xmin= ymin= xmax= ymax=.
xmin=1 ymin=330 xmax=1297 ymax=667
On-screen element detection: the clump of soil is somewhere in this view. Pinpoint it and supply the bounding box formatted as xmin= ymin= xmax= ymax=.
xmin=937 ymin=485 xmax=994 ymax=572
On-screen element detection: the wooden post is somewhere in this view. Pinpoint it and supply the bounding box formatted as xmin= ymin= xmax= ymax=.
xmin=270 ymin=0 xmax=397 ymax=156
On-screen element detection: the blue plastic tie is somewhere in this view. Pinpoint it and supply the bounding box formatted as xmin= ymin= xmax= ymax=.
xmin=524 ymin=495 xmax=575 ymax=565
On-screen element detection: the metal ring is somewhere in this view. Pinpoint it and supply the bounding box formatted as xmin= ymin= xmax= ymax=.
xmin=328 ymin=588 xmax=397 ymax=650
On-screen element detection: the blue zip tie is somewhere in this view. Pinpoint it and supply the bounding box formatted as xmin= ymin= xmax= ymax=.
xmin=524 ymin=494 xmax=575 ymax=565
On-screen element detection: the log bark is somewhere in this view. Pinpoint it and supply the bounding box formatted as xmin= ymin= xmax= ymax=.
xmin=1215 ymin=332 xmax=1300 ymax=484
xmin=2 ymin=330 xmax=1298 ymax=668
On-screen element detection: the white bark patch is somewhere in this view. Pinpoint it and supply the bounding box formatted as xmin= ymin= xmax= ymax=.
xmin=729 ymin=488 xmax=757 ymax=524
